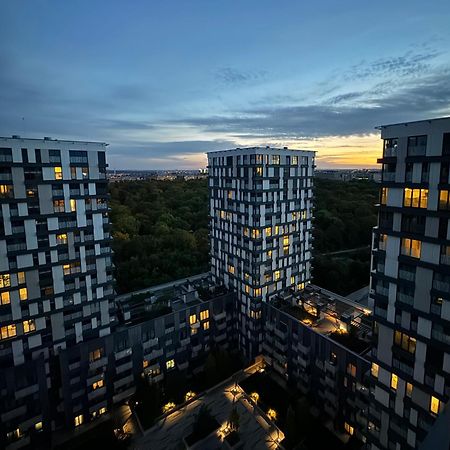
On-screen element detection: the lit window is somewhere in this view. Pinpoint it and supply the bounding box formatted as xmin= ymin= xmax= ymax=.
xmin=344 ymin=422 xmax=354 ymax=436
xmin=63 ymin=264 xmax=71 ymax=275
xmin=283 ymin=245 xmax=289 ymax=255
xmin=23 ymin=319 xmax=36 ymax=333
xmin=189 ymin=314 xmax=197 ymax=325
xmin=439 ymin=190 xmax=450 ymax=210
xmin=143 ymin=360 xmax=149 ymax=369
xmin=403 ymin=188 xmax=428 ymax=208
xmin=228 ymin=265 xmax=235 ymax=275
xmin=254 ymin=288 xmax=262 ymax=297
xmin=347 ymin=363 xmax=356 ymax=377
xmin=17 ymin=272 xmax=25 ymax=284
xmin=54 ymin=167 xmax=63 ymax=180
xmin=267 ymin=250 xmax=273 ymax=259
xmin=35 ymin=422 xmax=43 ymax=432
xmin=200 ymin=310 xmax=209 ymax=321
xmin=203 ymin=321 xmax=210 ymax=330
xmin=401 ymin=238 xmax=421 ymax=258
xmin=394 ymin=331 xmax=416 ymax=354
xmin=56 ymin=233 xmax=68 ymax=244
xmin=70 ymin=199 xmax=77 ymax=212
xmin=391 ymin=373 xmax=398 ymax=390
xmin=89 ymin=348 xmax=103 ymax=362
xmin=252 ymin=229 xmax=260 ymax=239
xmin=430 ymin=396 xmax=440 ymax=415
xmin=272 ymin=155 xmax=280 ymax=165
xmin=256 ymin=167 xmax=263 ymax=176
xmin=243 ymin=227 xmax=249 ymax=237
xmin=74 ymin=414 xmax=83 ymax=427
xmin=283 ymin=236 xmax=289 ymax=246
xmin=265 ymin=227 xmax=272 ymax=237
xmin=19 ymin=288 xmax=27 ymax=301
xmin=92 ymin=379 xmax=104 ymax=390
xmin=406 ymin=382 xmax=413 ymax=398
xmin=98 ymin=407 xmax=106 ymax=415
xmin=274 ymin=270 xmax=281 ymax=281
xmin=371 ymin=363 xmax=379 ymax=378
xmin=0 ymin=184 xmax=13 ymax=197
xmin=274 ymin=226 xmax=279 ymax=235
xmin=381 ymin=187 xmax=388 ymax=205
xmin=166 ymin=359 xmax=175 ymax=369
xmin=0 ymin=324 xmax=16 ymax=340
xmin=53 ymin=199 xmax=65 ymax=213
xmin=292 ymin=156 xmax=298 ymax=165
xmin=82 ymin=167 xmax=89 ymax=179
xmin=245 ymin=284 xmax=250 ymax=294
xmin=0 ymin=274 xmax=11 ymax=288
xmin=290 ymin=276 xmax=295 ymax=285
xmin=0 ymin=291 xmax=10 ymax=305
xmin=71 ymin=167 xmax=77 ymax=179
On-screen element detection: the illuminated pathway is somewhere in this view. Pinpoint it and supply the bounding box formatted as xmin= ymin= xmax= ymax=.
xmin=132 ymin=362 xmax=284 ymax=450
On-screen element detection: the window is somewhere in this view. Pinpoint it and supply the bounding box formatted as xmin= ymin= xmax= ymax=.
xmin=228 ymin=265 xmax=235 ymax=275
xmin=0 ymin=274 xmax=11 ymax=288
xmin=256 ymin=167 xmax=263 ymax=176
xmin=407 ymin=135 xmax=427 ymax=156
xmin=89 ymin=348 xmax=103 ymax=362
xmin=344 ymin=422 xmax=354 ymax=436
xmin=381 ymin=187 xmax=388 ymax=205
xmin=35 ymin=422 xmax=43 ymax=432
xmin=292 ymin=156 xmax=298 ymax=165
xmin=406 ymin=382 xmax=413 ymax=398
xmin=63 ymin=262 xmax=80 ymax=275
xmin=394 ymin=331 xmax=416 ymax=354
xmin=70 ymin=199 xmax=77 ymax=212
xmin=430 ymin=396 xmax=440 ymax=415
xmin=439 ymin=190 xmax=450 ymax=210
xmin=384 ymin=138 xmax=398 ymax=156
xmin=82 ymin=167 xmax=89 ymax=179
xmin=378 ymin=234 xmax=387 ymax=251
xmin=98 ymin=407 xmax=107 ymax=415
xmin=403 ymin=188 xmax=428 ymax=208
xmin=17 ymin=272 xmax=25 ymax=285
xmin=265 ymin=227 xmax=272 ymax=237
xmin=166 ymin=359 xmax=175 ymax=369
xmin=92 ymin=379 xmax=104 ymax=390
xmin=272 ymin=155 xmax=280 ymax=165
xmin=74 ymin=414 xmax=83 ymax=427
xmin=0 ymin=324 xmax=16 ymax=340
xmin=251 ymin=229 xmax=260 ymax=239
xmin=54 ymin=167 xmax=63 ymax=180
xmin=283 ymin=236 xmax=289 ymax=246
xmin=267 ymin=250 xmax=273 ymax=259
xmin=254 ymin=288 xmax=262 ymax=297
xmin=371 ymin=363 xmax=379 ymax=378
xmin=203 ymin=321 xmax=209 ymax=330
xmin=143 ymin=359 xmax=149 ymax=369
xmin=19 ymin=288 xmax=27 ymax=301
xmin=56 ymin=233 xmax=68 ymax=244
xmin=401 ymin=238 xmax=421 ymax=258
xmin=200 ymin=310 xmax=209 ymax=321
xmin=290 ymin=276 xmax=295 ymax=285
xmin=53 ymin=199 xmax=65 ymax=213
xmin=274 ymin=270 xmax=281 ymax=281
xmin=0 ymin=184 xmax=13 ymax=198
xmin=1 ymin=291 xmax=10 ymax=305
xmin=23 ymin=319 xmax=36 ymax=333
xmin=189 ymin=314 xmax=197 ymax=325
xmin=347 ymin=363 xmax=356 ymax=377
xmin=391 ymin=373 xmax=398 ymax=390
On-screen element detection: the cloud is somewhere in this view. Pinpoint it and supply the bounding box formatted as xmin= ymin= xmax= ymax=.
xmin=215 ymin=67 xmax=267 ymax=85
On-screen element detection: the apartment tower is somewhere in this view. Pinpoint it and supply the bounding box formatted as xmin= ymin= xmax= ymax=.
xmin=207 ymin=147 xmax=315 ymax=359
xmin=368 ymin=118 xmax=450 ymax=449
xmin=0 ymin=136 xmax=114 ymax=446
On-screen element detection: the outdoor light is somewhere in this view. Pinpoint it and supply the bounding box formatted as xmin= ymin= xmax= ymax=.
xmin=162 ymin=402 xmax=176 ymax=414
xmin=250 ymin=392 xmax=259 ymax=404
xmin=185 ymin=391 xmax=196 ymax=402
xmin=267 ymin=408 xmax=277 ymax=421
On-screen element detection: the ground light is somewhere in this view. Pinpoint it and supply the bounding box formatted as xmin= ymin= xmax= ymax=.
xmin=267 ymin=408 xmax=277 ymax=421
xmin=162 ymin=402 xmax=176 ymax=414
xmin=250 ymin=392 xmax=259 ymax=404
xmin=185 ymin=391 xmax=196 ymax=402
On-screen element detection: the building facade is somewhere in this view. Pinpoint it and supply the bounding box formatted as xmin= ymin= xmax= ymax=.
xmin=0 ymin=136 xmax=114 ymax=447
xmin=207 ymin=147 xmax=315 ymax=359
xmin=368 ymin=118 xmax=450 ymax=449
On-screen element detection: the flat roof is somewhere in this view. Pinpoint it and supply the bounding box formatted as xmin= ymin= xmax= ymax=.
xmin=0 ymin=136 xmax=108 ymax=146
xmin=375 ymin=116 xmax=450 ymax=130
xmin=206 ymin=146 xmax=316 ymax=156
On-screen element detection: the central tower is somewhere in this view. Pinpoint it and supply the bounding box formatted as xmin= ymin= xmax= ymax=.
xmin=207 ymin=147 xmax=315 ymax=359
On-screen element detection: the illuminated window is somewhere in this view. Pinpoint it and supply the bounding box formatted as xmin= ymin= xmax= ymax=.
xmin=297 ymin=282 xmax=305 ymax=291
xmin=283 ymin=236 xmax=289 ymax=246
xmin=228 ymin=265 xmax=235 ymax=275
xmin=371 ymin=363 xmax=379 ymax=378
xmin=439 ymin=190 xmax=450 ymax=210
xmin=74 ymin=414 xmax=83 ymax=427
xmin=401 ymin=238 xmax=421 ymax=258
xmin=71 ymin=167 xmax=77 ymax=179
xmin=256 ymin=167 xmax=263 ymax=176
xmin=292 ymin=156 xmax=298 ymax=165
xmin=391 ymin=373 xmax=398 ymax=390
xmin=98 ymin=407 xmax=107 ymax=415
xmin=0 ymin=274 xmax=11 ymax=288
xmin=0 ymin=184 xmax=13 ymax=198
xmin=228 ymin=190 xmax=232 ymax=199
xmin=394 ymin=331 xmax=416 ymax=353
xmin=89 ymin=348 xmax=103 ymax=362
xmin=35 ymin=422 xmax=43 ymax=432
xmin=274 ymin=270 xmax=281 ymax=281
xmin=200 ymin=310 xmax=209 ymax=321
xmin=0 ymin=324 xmax=16 ymax=340
xmin=191 ymin=327 xmax=198 ymax=335
xmin=166 ymin=359 xmax=175 ymax=369
xmin=272 ymin=155 xmax=280 ymax=165
xmin=243 ymin=227 xmax=249 ymax=237
xmin=82 ymin=167 xmax=89 ymax=179
xmin=0 ymin=291 xmax=10 ymax=305
xmin=245 ymin=284 xmax=250 ymax=294
xmin=19 ymin=288 xmax=27 ymax=301
xmin=17 ymin=272 xmax=25 ymax=284
xmin=406 ymin=382 xmax=413 ymax=398
xmin=265 ymin=227 xmax=272 ymax=237
xmin=203 ymin=321 xmax=210 ymax=330
xmin=189 ymin=314 xmax=197 ymax=325
xmin=244 ymin=273 xmax=250 ymax=282
xmin=53 ymin=199 xmax=65 ymax=213
xmin=252 ymin=229 xmax=260 ymax=239
xmin=56 ymin=233 xmax=68 ymax=244
xmin=254 ymin=288 xmax=262 ymax=297
xmin=430 ymin=396 xmax=440 ymax=415
xmin=283 ymin=245 xmax=289 ymax=255
xmin=267 ymin=250 xmax=273 ymax=259
xmin=403 ymin=188 xmax=428 ymax=208
xmin=344 ymin=422 xmax=354 ymax=436
xmin=290 ymin=276 xmax=295 ymax=285
xmin=381 ymin=187 xmax=388 ymax=205
xmin=143 ymin=359 xmax=149 ymax=369
xmin=92 ymin=379 xmax=104 ymax=390
xmin=63 ymin=262 xmax=80 ymax=275
xmin=23 ymin=319 xmax=36 ymax=333
xmin=70 ymin=199 xmax=77 ymax=212
xmin=54 ymin=167 xmax=63 ymax=180
xmin=220 ymin=210 xmax=226 ymax=219
xmin=347 ymin=363 xmax=356 ymax=377
xmin=274 ymin=226 xmax=279 ymax=235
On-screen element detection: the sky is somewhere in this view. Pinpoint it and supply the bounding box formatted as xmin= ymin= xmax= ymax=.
xmin=1 ymin=1 xmax=450 ymax=170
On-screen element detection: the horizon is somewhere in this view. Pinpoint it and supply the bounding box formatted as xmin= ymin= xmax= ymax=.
xmin=1 ymin=1 xmax=450 ymax=169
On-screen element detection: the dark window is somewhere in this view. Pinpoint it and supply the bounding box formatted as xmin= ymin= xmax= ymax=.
xmin=35 ymin=149 xmax=41 ymax=163
xmin=442 ymin=133 xmax=450 ymax=156
xmin=21 ymin=148 xmax=28 ymax=163
xmin=98 ymin=151 xmax=106 ymax=166
xmin=407 ymin=135 xmax=427 ymax=156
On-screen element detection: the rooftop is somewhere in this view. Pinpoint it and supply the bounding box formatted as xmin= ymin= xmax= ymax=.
xmin=0 ymin=135 xmax=108 ymax=146
xmin=206 ymin=146 xmax=316 ymax=156
xmin=375 ymin=115 xmax=450 ymax=129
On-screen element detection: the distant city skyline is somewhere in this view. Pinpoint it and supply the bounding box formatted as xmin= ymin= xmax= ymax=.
xmin=1 ymin=0 xmax=450 ymax=169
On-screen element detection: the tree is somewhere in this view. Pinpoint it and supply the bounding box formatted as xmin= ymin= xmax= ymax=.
xmin=228 ymin=407 xmax=240 ymax=432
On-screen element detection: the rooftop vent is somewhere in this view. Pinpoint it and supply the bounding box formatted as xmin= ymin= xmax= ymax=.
xmin=12 ymin=135 xmax=20 ymax=139
xmin=44 ymin=136 xmax=52 ymax=140
xmin=284 ymin=146 xmax=288 ymax=149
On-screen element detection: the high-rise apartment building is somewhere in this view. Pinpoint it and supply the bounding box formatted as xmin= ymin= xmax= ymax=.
xmin=368 ymin=118 xmax=450 ymax=449
xmin=0 ymin=136 xmax=114 ymax=445
xmin=207 ymin=147 xmax=315 ymax=358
